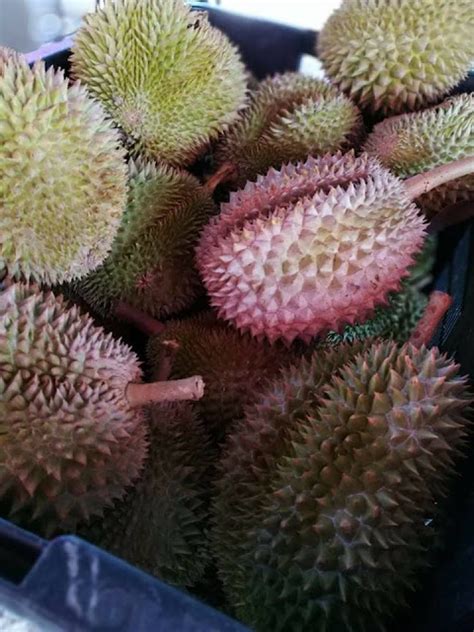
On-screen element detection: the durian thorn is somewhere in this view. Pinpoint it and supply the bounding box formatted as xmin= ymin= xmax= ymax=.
xmin=156 ymin=339 xmax=181 ymax=381
xmin=405 ymin=156 xmax=474 ymax=200
xmin=126 ymin=376 xmax=205 ymax=407
xmin=115 ymin=301 xmax=165 ymax=337
xmin=204 ymin=162 xmax=237 ymax=195
xmin=409 ymin=291 xmax=452 ymax=347
xmin=428 ymin=200 xmax=474 ymax=234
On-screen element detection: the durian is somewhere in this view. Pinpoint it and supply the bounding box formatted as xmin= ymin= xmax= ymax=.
xmin=0 ymin=54 xmax=127 ymax=286
xmin=80 ymin=403 xmax=213 ymax=587
xmin=147 ymin=312 xmax=292 ymax=440
xmin=214 ymin=341 xmax=471 ymax=630
xmin=71 ymin=0 xmax=247 ymax=167
xmin=209 ymin=73 xmax=363 ymax=190
xmin=0 ymin=46 xmax=21 ymax=74
xmin=364 ymin=94 xmax=474 ymax=217
xmin=0 ymin=284 xmax=204 ymax=535
xmin=197 ymin=152 xmax=427 ymax=344
xmin=76 ymin=160 xmax=215 ymax=320
xmin=318 ymin=0 xmax=474 ymax=115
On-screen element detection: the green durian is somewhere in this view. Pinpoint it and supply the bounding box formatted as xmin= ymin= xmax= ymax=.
xmin=146 ymin=312 xmax=292 ymax=440
xmin=212 ymin=72 xmax=363 ymax=189
xmin=80 ymin=403 xmax=212 ymax=587
xmin=76 ymin=160 xmax=215 ymax=320
xmin=214 ymin=341 xmax=471 ymax=631
xmin=318 ymin=0 xmax=474 ymax=115
xmin=0 ymin=46 xmax=21 ymax=74
xmin=71 ymin=0 xmax=247 ymax=167
xmin=320 ymin=284 xmax=427 ymax=348
xmin=0 ymin=283 xmax=147 ymax=535
xmin=212 ymin=343 xmax=367 ymax=614
xmin=364 ymin=94 xmax=474 ymax=216
xmin=0 ymin=52 xmax=127 ymax=286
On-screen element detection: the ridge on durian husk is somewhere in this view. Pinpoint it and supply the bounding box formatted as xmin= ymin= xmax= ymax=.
xmin=80 ymin=403 xmax=212 ymax=587
xmin=76 ymin=159 xmax=216 ymax=320
xmin=212 ymin=72 xmax=363 ymax=187
xmin=0 ymin=284 xmax=147 ymax=536
xmin=71 ymin=0 xmax=247 ymax=167
xmin=197 ymin=151 xmax=427 ymax=344
xmin=318 ymin=0 xmax=474 ymax=116
xmin=364 ymin=94 xmax=474 ymax=217
xmin=146 ymin=312 xmax=293 ymax=441
xmin=213 ymin=341 xmax=471 ymax=631
xmin=0 ymin=55 xmax=127 ymax=286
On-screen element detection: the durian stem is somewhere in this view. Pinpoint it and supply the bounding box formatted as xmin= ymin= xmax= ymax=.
xmin=409 ymin=291 xmax=452 ymax=347
xmin=405 ymin=156 xmax=474 ymax=200
xmin=428 ymin=201 xmax=474 ymax=234
xmin=204 ymin=162 xmax=237 ymax=195
xmin=126 ymin=376 xmax=205 ymax=407
xmin=115 ymin=301 xmax=165 ymax=337
xmin=156 ymin=339 xmax=181 ymax=381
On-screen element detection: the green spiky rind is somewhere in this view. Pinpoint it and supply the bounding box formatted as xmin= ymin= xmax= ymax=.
xmin=214 ymin=73 xmax=363 ymax=186
xmin=80 ymin=403 xmax=212 ymax=586
xmin=238 ymin=342 xmax=471 ymax=632
xmin=71 ymin=0 xmax=247 ymax=167
xmin=0 ymin=284 xmax=147 ymax=535
xmin=0 ymin=46 xmax=22 ymax=74
xmin=0 ymin=59 xmax=127 ymax=286
xmin=320 ymin=285 xmax=427 ymax=348
xmin=76 ymin=159 xmax=216 ymax=319
xmin=212 ymin=342 xmax=368 ymax=613
xmin=318 ymin=0 xmax=474 ymax=115
xmin=364 ymin=94 xmax=474 ymax=216
xmin=146 ymin=312 xmax=292 ymax=439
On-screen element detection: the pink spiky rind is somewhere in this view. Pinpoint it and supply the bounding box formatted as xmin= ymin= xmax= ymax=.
xmin=196 ymin=152 xmax=427 ymax=344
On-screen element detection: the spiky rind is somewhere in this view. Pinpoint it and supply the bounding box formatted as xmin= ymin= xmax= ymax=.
xmin=146 ymin=312 xmax=291 ymax=439
xmin=0 ymin=59 xmax=127 ymax=286
xmin=212 ymin=342 xmax=368 ymax=613
xmin=214 ymin=73 xmax=363 ymax=186
xmin=197 ymin=152 xmax=426 ymax=343
xmin=0 ymin=46 xmax=22 ymax=75
xmin=364 ymin=94 xmax=474 ymax=216
xmin=0 ymin=284 xmax=147 ymax=535
xmin=80 ymin=403 xmax=212 ymax=586
xmin=320 ymin=284 xmax=427 ymax=348
xmin=241 ymin=342 xmax=471 ymax=631
xmin=71 ymin=0 xmax=247 ymax=166
xmin=76 ymin=160 xmax=216 ymax=319
xmin=318 ymin=0 xmax=474 ymax=115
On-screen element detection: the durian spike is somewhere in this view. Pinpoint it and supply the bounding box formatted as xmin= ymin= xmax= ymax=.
xmin=126 ymin=377 xmax=205 ymax=408
xmin=409 ymin=291 xmax=452 ymax=347
xmin=405 ymin=156 xmax=474 ymax=200
xmin=204 ymin=162 xmax=238 ymax=195
xmin=115 ymin=300 xmax=165 ymax=336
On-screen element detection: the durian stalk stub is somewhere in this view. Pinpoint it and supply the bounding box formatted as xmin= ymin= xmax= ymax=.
xmin=126 ymin=377 xmax=205 ymax=407
xmin=409 ymin=291 xmax=452 ymax=347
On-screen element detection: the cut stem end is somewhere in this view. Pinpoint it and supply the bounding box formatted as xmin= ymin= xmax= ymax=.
xmin=126 ymin=376 xmax=205 ymax=408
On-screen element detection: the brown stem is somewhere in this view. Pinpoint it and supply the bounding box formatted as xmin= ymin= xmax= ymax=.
xmin=204 ymin=162 xmax=237 ymax=195
xmin=115 ymin=301 xmax=165 ymax=337
xmin=156 ymin=339 xmax=181 ymax=381
xmin=405 ymin=156 xmax=474 ymax=200
xmin=428 ymin=200 xmax=474 ymax=234
xmin=126 ymin=376 xmax=205 ymax=407
xmin=409 ymin=291 xmax=452 ymax=347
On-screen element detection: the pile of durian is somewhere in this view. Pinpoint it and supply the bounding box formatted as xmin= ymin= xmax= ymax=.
xmin=1 ymin=1 xmax=474 ymax=630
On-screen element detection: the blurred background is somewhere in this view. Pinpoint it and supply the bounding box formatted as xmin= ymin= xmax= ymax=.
xmin=0 ymin=0 xmax=342 ymax=54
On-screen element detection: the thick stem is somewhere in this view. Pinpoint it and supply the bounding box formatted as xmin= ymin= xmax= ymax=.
xmin=405 ymin=156 xmax=474 ymax=200
xmin=126 ymin=376 xmax=205 ymax=407
xmin=409 ymin=291 xmax=452 ymax=347
xmin=115 ymin=301 xmax=165 ymax=337
xmin=204 ymin=162 xmax=238 ymax=195
xmin=156 ymin=339 xmax=181 ymax=381
xmin=428 ymin=200 xmax=474 ymax=234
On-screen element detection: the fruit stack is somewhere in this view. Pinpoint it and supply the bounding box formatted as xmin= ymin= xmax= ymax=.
xmin=1 ymin=1 xmax=473 ymax=630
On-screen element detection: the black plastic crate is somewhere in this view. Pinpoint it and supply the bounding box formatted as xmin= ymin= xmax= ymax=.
xmin=2 ymin=4 xmax=474 ymax=631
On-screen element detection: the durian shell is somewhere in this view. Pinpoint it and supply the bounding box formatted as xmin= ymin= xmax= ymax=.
xmin=0 ymin=57 xmax=127 ymax=286
xmin=318 ymin=0 xmax=474 ymax=116
xmin=364 ymin=94 xmax=474 ymax=217
xmin=0 ymin=284 xmax=147 ymax=536
xmin=71 ymin=0 xmax=247 ymax=167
